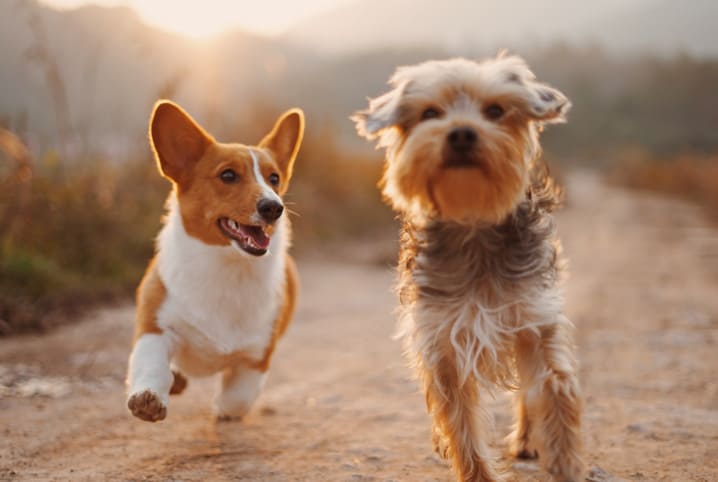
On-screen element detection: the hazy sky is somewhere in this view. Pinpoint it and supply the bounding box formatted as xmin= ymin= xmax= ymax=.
xmin=39 ymin=0 xmax=354 ymax=36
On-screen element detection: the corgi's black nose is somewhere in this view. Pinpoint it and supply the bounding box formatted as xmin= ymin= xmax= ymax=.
xmin=257 ymin=199 xmax=284 ymax=222
xmin=448 ymin=127 xmax=478 ymax=152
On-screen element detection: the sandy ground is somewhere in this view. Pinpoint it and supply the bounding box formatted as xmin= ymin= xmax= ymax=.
xmin=1 ymin=171 xmax=717 ymax=482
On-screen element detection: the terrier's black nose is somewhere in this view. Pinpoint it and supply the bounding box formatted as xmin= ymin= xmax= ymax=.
xmin=447 ymin=127 xmax=478 ymax=152
xmin=257 ymin=198 xmax=284 ymax=222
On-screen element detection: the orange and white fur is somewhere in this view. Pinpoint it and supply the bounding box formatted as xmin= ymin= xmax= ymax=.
xmin=354 ymin=55 xmax=585 ymax=481
xmin=126 ymin=101 xmax=303 ymax=422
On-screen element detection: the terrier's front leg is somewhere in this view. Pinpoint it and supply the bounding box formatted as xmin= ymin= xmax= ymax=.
xmin=515 ymin=322 xmax=585 ymax=482
xmin=214 ymin=365 xmax=267 ymax=421
xmin=508 ymin=392 xmax=538 ymax=460
xmin=126 ymin=333 xmax=175 ymax=422
xmin=422 ymin=356 xmax=498 ymax=482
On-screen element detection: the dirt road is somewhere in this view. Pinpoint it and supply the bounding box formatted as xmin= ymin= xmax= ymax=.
xmin=1 ymin=172 xmax=717 ymax=481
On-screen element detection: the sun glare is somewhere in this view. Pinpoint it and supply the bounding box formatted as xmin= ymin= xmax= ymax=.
xmin=40 ymin=0 xmax=355 ymax=38
xmin=136 ymin=1 xmax=245 ymax=38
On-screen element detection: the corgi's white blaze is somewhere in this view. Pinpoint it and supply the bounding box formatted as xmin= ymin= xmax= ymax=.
xmin=250 ymin=149 xmax=282 ymax=204
xmin=249 ymin=149 xmax=283 ymax=228
xmin=153 ymin=193 xmax=287 ymax=376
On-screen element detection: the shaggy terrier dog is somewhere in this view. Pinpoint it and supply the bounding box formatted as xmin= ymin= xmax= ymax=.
xmin=353 ymin=54 xmax=585 ymax=481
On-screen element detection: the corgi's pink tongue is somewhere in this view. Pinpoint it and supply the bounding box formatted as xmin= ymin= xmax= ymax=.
xmin=238 ymin=224 xmax=270 ymax=250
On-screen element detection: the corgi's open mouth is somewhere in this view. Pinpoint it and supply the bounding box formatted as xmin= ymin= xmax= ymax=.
xmin=218 ymin=218 xmax=270 ymax=256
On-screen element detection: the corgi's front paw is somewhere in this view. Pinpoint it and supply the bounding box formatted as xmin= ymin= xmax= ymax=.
xmin=127 ymin=389 xmax=167 ymax=422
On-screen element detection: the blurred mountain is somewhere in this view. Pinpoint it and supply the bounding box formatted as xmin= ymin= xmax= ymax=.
xmin=0 ymin=0 xmax=302 ymax=156
xmin=592 ymin=0 xmax=718 ymax=58
xmin=0 ymin=0 xmax=716 ymax=158
xmin=285 ymin=0 xmax=718 ymax=58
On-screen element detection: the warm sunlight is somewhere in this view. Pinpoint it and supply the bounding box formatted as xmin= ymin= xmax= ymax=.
xmin=138 ymin=1 xmax=248 ymax=38
xmin=40 ymin=0 xmax=353 ymax=37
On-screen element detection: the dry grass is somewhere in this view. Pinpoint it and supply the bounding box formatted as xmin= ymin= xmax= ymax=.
xmin=608 ymin=150 xmax=718 ymax=220
xmin=0 ymin=135 xmax=167 ymax=334
xmin=0 ymin=121 xmax=392 ymax=335
xmin=289 ymin=127 xmax=393 ymax=244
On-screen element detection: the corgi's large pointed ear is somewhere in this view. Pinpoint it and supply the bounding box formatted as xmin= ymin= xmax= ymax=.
xmin=352 ymin=79 xmax=408 ymax=140
xmin=149 ymin=100 xmax=214 ymax=184
xmin=259 ymin=108 xmax=304 ymax=184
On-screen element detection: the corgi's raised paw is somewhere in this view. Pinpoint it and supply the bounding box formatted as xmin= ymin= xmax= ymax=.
xmin=128 ymin=389 xmax=167 ymax=422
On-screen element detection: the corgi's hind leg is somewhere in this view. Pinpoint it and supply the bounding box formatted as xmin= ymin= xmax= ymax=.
xmin=213 ymin=365 xmax=267 ymax=421
xmin=213 ymin=255 xmax=298 ymax=421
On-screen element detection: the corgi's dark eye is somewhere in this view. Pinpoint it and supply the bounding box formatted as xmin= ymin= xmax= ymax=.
xmin=484 ymin=104 xmax=505 ymax=120
xmin=268 ymin=173 xmax=280 ymax=186
xmin=421 ymin=107 xmax=441 ymax=121
xmin=219 ymin=169 xmax=238 ymax=183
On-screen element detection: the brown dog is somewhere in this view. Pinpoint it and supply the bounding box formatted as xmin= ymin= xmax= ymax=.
xmin=126 ymin=101 xmax=303 ymax=422
xmin=354 ymin=55 xmax=584 ymax=481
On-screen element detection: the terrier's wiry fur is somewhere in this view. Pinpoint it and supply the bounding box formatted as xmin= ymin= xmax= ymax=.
xmin=353 ymin=55 xmax=585 ymax=481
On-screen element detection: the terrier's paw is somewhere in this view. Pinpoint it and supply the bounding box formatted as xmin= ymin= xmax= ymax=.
xmin=545 ymin=454 xmax=586 ymax=482
xmin=508 ymin=430 xmax=538 ymax=460
xmin=515 ymin=448 xmax=538 ymax=460
xmin=431 ymin=429 xmax=450 ymax=460
xmin=127 ymin=389 xmax=167 ymax=422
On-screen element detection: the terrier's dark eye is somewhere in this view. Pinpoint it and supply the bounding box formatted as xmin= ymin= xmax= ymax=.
xmin=421 ymin=107 xmax=441 ymax=121
xmin=268 ymin=173 xmax=280 ymax=186
xmin=484 ymin=104 xmax=505 ymax=120
xmin=219 ymin=169 xmax=238 ymax=183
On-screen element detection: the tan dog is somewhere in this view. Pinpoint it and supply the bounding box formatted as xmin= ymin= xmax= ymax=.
xmin=126 ymin=101 xmax=303 ymax=422
xmin=354 ymin=55 xmax=584 ymax=481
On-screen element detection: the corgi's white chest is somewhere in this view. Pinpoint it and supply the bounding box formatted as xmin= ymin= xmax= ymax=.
xmin=155 ymin=196 xmax=287 ymax=374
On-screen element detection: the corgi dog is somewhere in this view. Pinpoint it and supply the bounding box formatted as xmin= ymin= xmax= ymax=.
xmin=126 ymin=101 xmax=304 ymax=422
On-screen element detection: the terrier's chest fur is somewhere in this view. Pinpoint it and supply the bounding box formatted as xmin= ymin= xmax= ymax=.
xmin=397 ymin=173 xmax=564 ymax=386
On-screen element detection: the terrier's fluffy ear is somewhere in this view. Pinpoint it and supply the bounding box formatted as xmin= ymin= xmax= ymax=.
xmin=521 ymin=81 xmax=571 ymax=123
xmin=352 ymin=80 xmax=408 ymax=140
xmin=497 ymin=55 xmax=571 ymax=123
